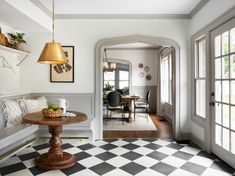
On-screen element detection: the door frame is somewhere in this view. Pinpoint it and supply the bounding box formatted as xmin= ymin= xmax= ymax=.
xmin=94 ymin=34 xmax=181 ymax=140
xmin=191 ymin=7 xmax=235 ymax=153
xmin=210 ymin=17 xmax=235 ymax=169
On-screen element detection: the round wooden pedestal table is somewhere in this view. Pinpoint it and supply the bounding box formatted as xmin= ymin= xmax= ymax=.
xmin=23 ymin=111 xmax=87 ymax=170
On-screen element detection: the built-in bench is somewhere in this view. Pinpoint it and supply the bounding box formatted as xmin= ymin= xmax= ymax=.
xmin=0 ymin=93 xmax=95 ymax=161
xmin=0 ymin=93 xmax=38 ymax=160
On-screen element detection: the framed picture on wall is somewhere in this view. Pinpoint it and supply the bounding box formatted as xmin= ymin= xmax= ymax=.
xmin=50 ymin=46 xmax=74 ymax=83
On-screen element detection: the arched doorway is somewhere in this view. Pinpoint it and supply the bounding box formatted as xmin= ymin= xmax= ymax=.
xmin=95 ymin=34 xmax=180 ymax=140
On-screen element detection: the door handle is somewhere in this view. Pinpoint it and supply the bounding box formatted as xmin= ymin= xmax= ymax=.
xmin=209 ymin=102 xmax=215 ymax=106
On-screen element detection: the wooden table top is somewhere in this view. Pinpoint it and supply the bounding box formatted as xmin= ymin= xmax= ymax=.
xmin=22 ymin=111 xmax=87 ymax=126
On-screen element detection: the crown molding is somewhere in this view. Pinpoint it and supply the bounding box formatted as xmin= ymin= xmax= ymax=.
xmin=189 ymin=0 xmax=209 ymax=18
xmin=31 ymin=0 xmax=209 ymax=20
xmin=55 ymin=14 xmax=190 ymax=19
xmin=30 ymin=0 xmax=51 ymax=17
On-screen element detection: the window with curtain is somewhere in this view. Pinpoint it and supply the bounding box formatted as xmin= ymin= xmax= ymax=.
xmin=161 ymin=53 xmax=172 ymax=104
xmin=195 ymin=38 xmax=206 ymax=118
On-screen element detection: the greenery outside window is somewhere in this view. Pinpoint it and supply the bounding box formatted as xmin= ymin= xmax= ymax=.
xmin=103 ymin=63 xmax=129 ymax=91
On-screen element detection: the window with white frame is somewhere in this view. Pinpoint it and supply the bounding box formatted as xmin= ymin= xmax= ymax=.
xmin=195 ymin=38 xmax=206 ymax=118
xmin=161 ymin=53 xmax=172 ymax=104
xmin=103 ymin=63 xmax=129 ymax=90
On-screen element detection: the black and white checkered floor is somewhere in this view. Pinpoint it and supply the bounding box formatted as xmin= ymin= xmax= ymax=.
xmin=0 ymin=138 xmax=234 ymax=176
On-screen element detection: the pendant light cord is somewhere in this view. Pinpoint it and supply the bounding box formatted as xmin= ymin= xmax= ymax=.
xmin=52 ymin=0 xmax=55 ymax=42
xmin=104 ymin=48 xmax=108 ymax=62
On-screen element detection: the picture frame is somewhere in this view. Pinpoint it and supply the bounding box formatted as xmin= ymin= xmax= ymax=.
xmin=50 ymin=46 xmax=74 ymax=83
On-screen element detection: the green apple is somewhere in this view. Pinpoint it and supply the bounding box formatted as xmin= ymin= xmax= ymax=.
xmin=48 ymin=103 xmax=59 ymax=110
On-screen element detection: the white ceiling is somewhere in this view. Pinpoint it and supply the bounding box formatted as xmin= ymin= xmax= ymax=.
xmin=37 ymin=0 xmax=202 ymax=15
xmin=0 ymin=1 xmax=50 ymax=32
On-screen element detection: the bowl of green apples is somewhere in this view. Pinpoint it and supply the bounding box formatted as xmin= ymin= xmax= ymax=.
xmin=42 ymin=104 xmax=63 ymax=118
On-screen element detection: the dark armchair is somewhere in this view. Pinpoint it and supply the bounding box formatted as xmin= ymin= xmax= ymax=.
xmin=106 ymin=91 xmax=125 ymax=125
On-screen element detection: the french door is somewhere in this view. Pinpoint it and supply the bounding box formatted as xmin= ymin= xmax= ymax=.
xmin=211 ymin=17 xmax=235 ymax=168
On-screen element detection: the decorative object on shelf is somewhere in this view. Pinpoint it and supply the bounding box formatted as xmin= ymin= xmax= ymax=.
xmin=146 ymin=74 xmax=152 ymax=81
xmin=103 ymin=48 xmax=116 ymax=72
xmin=144 ymin=66 xmax=150 ymax=72
xmin=50 ymin=46 xmax=74 ymax=83
xmin=0 ymin=27 xmax=12 ymax=47
xmin=139 ymin=72 xmax=145 ymax=78
xmin=42 ymin=104 xmax=63 ymax=118
xmin=37 ymin=0 xmax=67 ymax=64
xmin=138 ymin=63 xmax=144 ymax=68
xmin=7 ymin=32 xmax=27 ymax=52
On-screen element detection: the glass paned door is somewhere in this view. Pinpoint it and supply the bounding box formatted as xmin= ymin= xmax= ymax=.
xmin=211 ymin=18 xmax=235 ymax=168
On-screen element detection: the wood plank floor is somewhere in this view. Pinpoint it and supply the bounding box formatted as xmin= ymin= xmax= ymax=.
xmin=103 ymin=113 xmax=173 ymax=139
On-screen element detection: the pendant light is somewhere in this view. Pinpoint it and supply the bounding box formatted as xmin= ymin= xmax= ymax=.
xmin=37 ymin=0 xmax=68 ymax=64
xmin=103 ymin=48 xmax=109 ymax=71
xmin=103 ymin=48 xmax=116 ymax=71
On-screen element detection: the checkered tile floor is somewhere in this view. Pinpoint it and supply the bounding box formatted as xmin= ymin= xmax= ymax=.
xmin=0 ymin=138 xmax=234 ymax=176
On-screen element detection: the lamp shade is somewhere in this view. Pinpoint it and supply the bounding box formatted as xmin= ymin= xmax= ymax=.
xmin=38 ymin=42 xmax=68 ymax=64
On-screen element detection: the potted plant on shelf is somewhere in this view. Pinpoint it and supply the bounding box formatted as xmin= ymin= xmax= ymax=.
xmin=8 ymin=32 xmax=27 ymax=51
xmin=103 ymin=82 xmax=114 ymax=95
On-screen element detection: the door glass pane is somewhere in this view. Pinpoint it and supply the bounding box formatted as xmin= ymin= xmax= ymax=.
xmin=199 ymin=40 xmax=206 ymax=77
xmin=231 ymin=106 xmax=235 ymax=130
xmin=196 ymin=80 xmax=205 ymax=118
xmin=222 ymin=81 xmax=229 ymax=103
xmin=104 ymin=81 xmax=115 ymax=87
xmin=231 ymin=132 xmax=235 ymax=154
xmin=215 ymin=103 xmax=222 ymax=124
xmin=119 ymin=70 xmax=129 ymax=80
xmin=231 ymin=55 xmax=235 ymax=78
xmin=119 ymin=81 xmax=129 ymax=89
xmin=104 ymin=71 xmax=115 ymax=80
xmin=222 ymin=31 xmax=229 ymax=55
xmin=222 ymin=104 xmax=230 ymax=128
xmin=231 ymin=81 xmax=235 ymax=105
xmin=222 ymin=128 xmax=230 ymax=151
xmin=215 ymin=81 xmax=221 ymax=102
xmin=230 ymin=28 xmax=235 ymax=53
xmin=215 ymin=35 xmax=221 ymax=57
xmin=215 ymin=58 xmax=221 ymax=79
xmin=216 ymin=125 xmax=222 ymax=146
xmin=222 ymin=56 xmax=229 ymax=79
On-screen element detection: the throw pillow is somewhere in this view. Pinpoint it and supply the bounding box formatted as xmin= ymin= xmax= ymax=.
xmin=1 ymin=99 xmax=23 ymax=128
xmin=24 ymin=96 xmax=48 ymax=113
xmin=16 ymin=97 xmax=27 ymax=116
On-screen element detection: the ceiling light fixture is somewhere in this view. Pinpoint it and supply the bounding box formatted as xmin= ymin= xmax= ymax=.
xmin=103 ymin=48 xmax=109 ymax=71
xmin=37 ymin=0 xmax=68 ymax=64
xmin=103 ymin=48 xmax=116 ymax=72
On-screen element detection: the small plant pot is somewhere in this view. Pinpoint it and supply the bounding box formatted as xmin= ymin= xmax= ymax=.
xmin=14 ymin=42 xmax=28 ymax=52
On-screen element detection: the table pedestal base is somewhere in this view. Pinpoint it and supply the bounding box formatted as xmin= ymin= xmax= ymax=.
xmin=35 ymin=152 xmax=76 ymax=170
